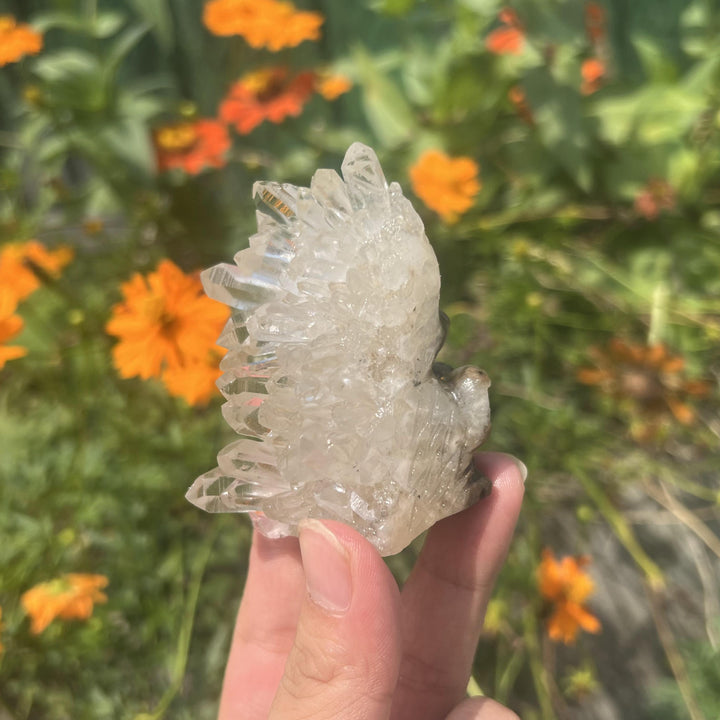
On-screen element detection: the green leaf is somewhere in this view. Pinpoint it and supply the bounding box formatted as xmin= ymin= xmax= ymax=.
xmin=31 ymin=10 xmax=125 ymax=38
xmin=33 ymin=49 xmax=99 ymax=83
xmin=403 ymin=40 xmax=452 ymax=107
xmin=369 ymin=0 xmax=416 ymax=15
xmin=632 ymin=35 xmax=679 ymax=84
xmin=32 ymin=11 xmax=88 ymax=33
xmin=457 ymin=0 xmax=502 ymax=14
xmin=593 ymin=86 xmax=706 ymax=145
xmin=103 ymin=23 xmax=151 ymax=81
xmin=682 ymin=50 xmax=720 ymax=95
xmin=117 ymin=86 xmax=167 ymax=121
xmin=128 ymin=0 xmax=175 ymax=51
xmin=33 ymin=49 xmax=107 ymax=111
xmin=681 ymin=0 xmax=712 ymax=57
xmin=525 ymin=69 xmax=591 ymax=192
xmin=353 ymin=46 xmax=417 ymax=149
xmin=91 ymin=11 xmax=127 ymax=39
xmin=98 ymin=117 xmax=156 ymax=178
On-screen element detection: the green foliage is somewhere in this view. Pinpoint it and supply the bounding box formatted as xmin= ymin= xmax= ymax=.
xmin=0 ymin=0 xmax=718 ymax=717
xmin=650 ymin=632 xmax=720 ymax=720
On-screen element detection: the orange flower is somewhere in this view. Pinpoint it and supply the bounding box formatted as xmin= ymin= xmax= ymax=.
xmin=538 ymin=550 xmax=601 ymax=645
xmin=0 ymin=291 xmax=27 ymax=370
xmin=21 ymin=574 xmax=108 ymax=634
xmin=634 ymin=179 xmax=676 ymax=220
xmin=578 ymin=338 xmax=711 ymax=440
xmin=203 ymin=0 xmax=323 ymax=50
xmin=316 ymin=73 xmax=352 ymax=101
xmin=0 ymin=240 xmax=73 ymax=305
xmin=581 ymin=57 xmax=605 ymax=94
xmin=162 ymin=348 xmax=225 ymax=405
xmin=154 ymin=119 xmax=230 ymax=175
xmin=0 ymin=16 xmax=43 ymax=66
xmin=220 ymin=67 xmax=315 ymax=135
xmin=106 ymin=260 xmax=229 ymax=393
xmin=409 ymin=150 xmax=481 ymax=223
xmin=585 ymin=2 xmax=607 ymax=44
xmin=486 ymin=8 xmax=525 ymax=55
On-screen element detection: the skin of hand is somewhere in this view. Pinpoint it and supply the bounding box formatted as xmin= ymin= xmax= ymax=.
xmin=218 ymin=452 xmax=526 ymax=720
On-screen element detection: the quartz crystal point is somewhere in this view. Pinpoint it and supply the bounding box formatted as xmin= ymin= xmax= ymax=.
xmin=186 ymin=143 xmax=492 ymax=555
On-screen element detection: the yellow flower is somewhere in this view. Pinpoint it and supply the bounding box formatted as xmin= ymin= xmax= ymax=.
xmin=106 ymin=260 xmax=229 ymax=398
xmin=21 ymin=574 xmax=108 ymax=634
xmin=0 ymin=15 xmax=43 ymax=66
xmin=203 ymin=0 xmax=323 ymax=50
xmin=0 ymin=291 xmax=27 ymax=370
xmin=409 ymin=150 xmax=481 ymax=223
xmin=0 ymin=240 xmax=74 ymax=305
xmin=538 ymin=549 xmax=601 ymax=645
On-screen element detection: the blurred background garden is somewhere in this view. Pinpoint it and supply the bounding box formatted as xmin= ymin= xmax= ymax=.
xmin=0 ymin=0 xmax=718 ymax=717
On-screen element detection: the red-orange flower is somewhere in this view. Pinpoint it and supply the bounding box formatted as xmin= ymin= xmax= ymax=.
xmin=0 ymin=240 xmax=74 ymax=305
xmin=21 ymin=574 xmax=108 ymax=634
xmin=486 ymin=8 xmax=525 ymax=55
xmin=0 ymin=291 xmax=27 ymax=370
xmin=585 ymin=2 xmax=607 ymax=44
xmin=409 ymin=150 xmax=481 ymax=223
xmin=106 ymin=260 xmax=229 ymax=404
xmin=315 ymin=73 xmax=352 ymax=101
xmin=203 ymin=0 xmax=323 ymax=50
xmin=581 ymin=57 xmax=605 ymax=94
xmin=220 ymin=67 xmax=315 ymax=135
xmin=538 ymin=550 xmax=601 ymax=645
xmin=0 ymin=16 xmax=43 ymax=66
xmin=154 ymin=119 xmax=230 ymax=175
xmin=634 ymin=179 xmax=676 ymax=220
xmin=578 ymin=338 xmax=711 ymax=440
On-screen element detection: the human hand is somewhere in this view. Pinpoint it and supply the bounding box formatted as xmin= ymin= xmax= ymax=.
xmin=218 ymin=452 xmax=526 ymax=720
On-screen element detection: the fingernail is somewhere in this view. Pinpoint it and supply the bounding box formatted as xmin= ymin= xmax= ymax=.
xmin=499 ymin=453 xmax=528 ymax=483
xmin=298 ymin=520 xmax=352 ymax=614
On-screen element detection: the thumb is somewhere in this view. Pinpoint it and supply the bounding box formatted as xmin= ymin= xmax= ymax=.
xmin=269 ymin=520 xmax=402 ymax=720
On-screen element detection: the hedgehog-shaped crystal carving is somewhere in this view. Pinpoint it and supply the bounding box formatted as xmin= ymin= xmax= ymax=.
xmin=186 ymin=143 xmax=492 ymax=555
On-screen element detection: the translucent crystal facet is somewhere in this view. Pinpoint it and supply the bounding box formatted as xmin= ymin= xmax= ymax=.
xmin=186 ymin=143 xmax=492 ymax=555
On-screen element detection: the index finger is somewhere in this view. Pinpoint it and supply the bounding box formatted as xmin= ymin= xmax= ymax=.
xmin=390 ymin=452 xmax=526 ymax=720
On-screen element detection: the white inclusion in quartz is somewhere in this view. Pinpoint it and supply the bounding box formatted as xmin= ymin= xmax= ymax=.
xmin=186 ymin=143 xmax=492 ymax=556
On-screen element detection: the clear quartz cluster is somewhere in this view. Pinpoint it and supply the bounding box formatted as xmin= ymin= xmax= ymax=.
xmin=186 ymin=143 xmax=491 ymax=555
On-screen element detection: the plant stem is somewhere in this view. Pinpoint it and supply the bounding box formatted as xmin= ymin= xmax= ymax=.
xmin=645 ymin=583 xmax=707 ymax=720
xmin=132 ymin=527 xmax=218 ymax=720
xmin=644 ymin=479 xmax=720 ymax=560
xmin=574 ymin=467 xmax=664 ymax=588
xmin=496 ymin=642 xmax=526 ymax=705
xmin=523 ymin=607 xmax=556 ymax=720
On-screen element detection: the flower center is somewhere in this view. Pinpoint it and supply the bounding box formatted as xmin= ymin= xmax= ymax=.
xmin=47 ymin=578 xmax=73 ymax=596
xmin=155 ymin=123 xmax=198 ymax=153
xmin=243 ymin=69 xmax=285 ymax=101
xmin=142 ymin=295 xmax=179 ymax=337
xmin=620 ymin=369 xmax=661 ymax=400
